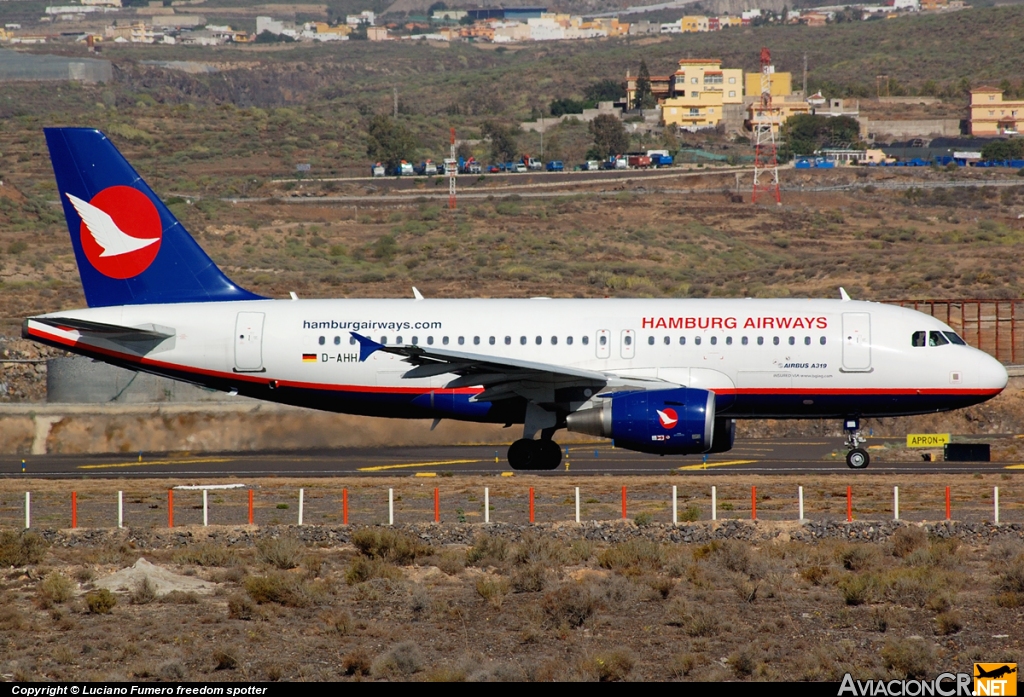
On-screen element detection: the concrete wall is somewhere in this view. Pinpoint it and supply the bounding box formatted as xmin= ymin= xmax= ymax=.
xmin=864 ymin=119 xmax=962 ymax=140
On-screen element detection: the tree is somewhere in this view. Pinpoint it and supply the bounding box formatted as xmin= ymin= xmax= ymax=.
xmin=365 ymin=115 xmax=418 ymax=171
xmin=782 ymin=114 xmax=862 ymax=156
xmin=589 ymin=114 xmax=629 ymax=158
xmin=635 ymin=59 xmax=654 ymax=111
xmin=481 ymin=121 xmax=521 ymax=162
xmin=981 ymin=139 xmax=1024 ymax=161
xmin=584 ymin=79 xmax=624 ymax=104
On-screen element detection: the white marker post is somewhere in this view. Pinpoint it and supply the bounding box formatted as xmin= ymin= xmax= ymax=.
xmin=575 ymin=487 xmax=580 ymax=524
xmin=798 ymin=486 xmax=804 ymax=522
xmin=994 ymin=487 xmax=1000 ymax=525
xmin=203 ymin=489 xmax=209 ymax=527
xmin=388 ymin=488 xmax=394 ymax=526
xmin=894 ymin=486 xmax=900 ymax=521
xmin=298 ymin=489 xmax=304 ymax=526
xmin=484 ymin=487 xmax=490 ymax=524
xmin=24 ymin=492 xmax=30 ymax=529
xmin=672 ymin=485 xmax=678 ymax=525
xmin=118 ymin=491 xmax=123 ymax=529
xmin=711 ymin=486 xmax=717 ymax=522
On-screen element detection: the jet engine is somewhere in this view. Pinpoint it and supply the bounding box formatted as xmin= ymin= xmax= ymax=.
xmin=565 ymin=388 xmax=715 ymax=455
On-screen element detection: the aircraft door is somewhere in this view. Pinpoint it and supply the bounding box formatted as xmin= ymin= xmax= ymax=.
xmin=234 ymin=312 xmax=265 ymax=372
xmin=620 ymin=329 xmax=635 ymax=359
xmin=841 ymin=312 xmax=871 ymax=371
xmin=596 ymin=330 xmax=610 ymax=359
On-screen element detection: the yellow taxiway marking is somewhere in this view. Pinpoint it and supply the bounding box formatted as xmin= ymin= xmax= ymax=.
xmin=357 ymin=459 xmax=480 ymax=472
xmin=1004 ymin=464 xmax=1024 ymax=469
xmin=677 ymin=459 xmax=758 ymax=471
xmin=78 ymin=457 xmax=235 ymax=470
xmin=414 ymin=472 xmax=437 ymax=478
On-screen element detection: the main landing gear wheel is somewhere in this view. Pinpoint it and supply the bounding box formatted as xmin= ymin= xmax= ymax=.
xmin=507 ymin=439 xmax=563 ymax=471
xmin=846 ymin=448 xmax=870 ymax=469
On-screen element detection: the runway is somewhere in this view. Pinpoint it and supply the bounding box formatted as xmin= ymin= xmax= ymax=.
xmin=2 ymin=438 xmax=1018 ymax=478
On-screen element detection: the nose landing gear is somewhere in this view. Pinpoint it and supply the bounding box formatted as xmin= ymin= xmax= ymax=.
xmin=843 ymin=417 xmax=869 ymax=469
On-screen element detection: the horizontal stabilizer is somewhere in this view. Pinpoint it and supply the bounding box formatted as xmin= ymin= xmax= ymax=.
xmin=29 ymin=316 xmax=174 ymax=343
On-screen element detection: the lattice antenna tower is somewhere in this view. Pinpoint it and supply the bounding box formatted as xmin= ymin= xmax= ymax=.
xmin=447 ymin=127 xmax=457 ymax=211
xmin=752 ymin=46 xmax=781 ymax=206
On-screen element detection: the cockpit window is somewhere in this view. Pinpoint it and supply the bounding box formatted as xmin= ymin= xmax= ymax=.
xmin=943 ymin=331 xmax=967 ymax=346
xmin=911 ymin=331 xmax=926 ymax=347
xmin=928 ymin=331 xmax=949 ymax=346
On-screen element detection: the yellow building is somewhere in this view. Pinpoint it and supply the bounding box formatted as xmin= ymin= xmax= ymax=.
xmin=744 ymin=71 xmax=793 ymax=99
xmin=969 ymin=87 xmax=1022 ymax=136
xmin=746 ymin=95 xmax=811 ymax=134
xmin=313 ymin=22 xmax=352 ymax=37
xmin=680 ymin=15 xmax=708 ymax=32
xmin=661 ymin=59 xmax=743 ymax=129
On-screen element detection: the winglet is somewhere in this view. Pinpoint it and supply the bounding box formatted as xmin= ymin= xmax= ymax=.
xmin=839 ymin=287 xmax=851 ymax=302
xmin=351 ymin=332 xmax=383 ymax=362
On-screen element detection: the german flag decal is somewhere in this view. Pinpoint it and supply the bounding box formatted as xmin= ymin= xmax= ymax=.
xmin=302 ymin=353 xmax=317 ymax=362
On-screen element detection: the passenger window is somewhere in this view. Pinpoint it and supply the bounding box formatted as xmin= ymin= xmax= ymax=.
xmin=773 ymin=337 xmax=780 ymax=345
xmin=710 ymin=336 xmax=717 ymax=345
xmin=943 ymin=331 xmax=967 ymax=346
xmin=520 ymin=336 xmax=527 ymax=345
xmin=504 ymin=336 xmax=511 ymax=345
xmin=396 ymin=336 xmax=403 ymax=344
xmin=318 ymin=336 xmax=325 ymax=346
xmin=582 ymin=336 xmax=589 ymax=345
xmin=664 ymin=336 xmax=670 ymax=345
xmin=567 ymin=336 xmax=574 ymax=345
xmin=380 ymin=337 xmax=388 ymax=345
xmin=929 ymin=331 xmax=949 ymax=346
xmin=741 ymin=336 xmax=748 ymax=345
xmin=442 ymin=336 xmax=449 ymax=345
xmin=820 ymin=336 xmax=826 ymax=345
xmin=912 ymin=331 xmax=926 ymax=347
xmin=551 ymin=336 xmax=557 ymax=345
xmin=334 ymin=336 xmax=341 ymax=345
xmin=694 ymin=336 xmax=701 ymax=346
xmin=757 ymin=337 xmax=764 ymax=346
xmin=788 ymin=336 xmax=795 ymax=345
xmin=427 ymin=336 xmax=434 ymax=345
xmin=412 ymin=336 xmax=419 ymax=345
xmin=679 ymin=336 xmax=686 ymax=345
xmin=624 ymin=335 xmax=632 ymax=346
xmin=489 ymin=336 xmax=495 ymax=345
xmin=599 ymin=335 xmax=607 ymax=346
xmin=648 ymin=336 xmax=655 ymax=345
xmin=350 ymin=336 xmax=356 ymax=345
xmin=458 ymin=336 xmax=465 ymax=345
xmin=473 ymin=336 xmax=480 ymax=345
xmin=726 ymin=336 xmax=733 ymax=346
xmin=804 ymin=336 xmax=811 ymax=345
xmin=535 ymin=336 xmax=542 ymax=345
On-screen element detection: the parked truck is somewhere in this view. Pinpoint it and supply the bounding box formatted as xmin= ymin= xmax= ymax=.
xmin=522 ymin=155 xmax=542 ymax=171
xmin=397 ymin=160 xmax=414 ymax=176
xmin=371 ymin=162 xmax=385 ymax=177
xmin=545 ymin=160 xmax=564 ymax=172
xmin=647 ymin=150 xmax=674 ymax=167
xmin=627 ymin=153 xmax=652 ymax=169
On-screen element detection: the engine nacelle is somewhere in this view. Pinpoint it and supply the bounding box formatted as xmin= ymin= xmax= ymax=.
xmin=706 ymin=418 xmax=736 ymax=454
xmin=565 ymin=388 xmax=716 ymax=455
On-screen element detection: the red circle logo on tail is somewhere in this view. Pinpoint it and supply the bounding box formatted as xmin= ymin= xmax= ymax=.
xmin=657 ymin=408 xmax=679 ymax=429
xmin=70 ymin=185 xmax=162 ymax=279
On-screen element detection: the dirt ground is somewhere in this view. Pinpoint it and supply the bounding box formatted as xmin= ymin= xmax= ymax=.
xmin=1 ymin=474 xmax=1022 ymax=682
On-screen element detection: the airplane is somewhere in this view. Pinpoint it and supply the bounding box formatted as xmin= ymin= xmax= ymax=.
xmin=23 ymin=128 xmax=1009 ymax=471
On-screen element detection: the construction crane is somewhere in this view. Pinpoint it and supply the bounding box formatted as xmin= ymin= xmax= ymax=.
xmin=751 ymin=46 xmax=781 ymax=206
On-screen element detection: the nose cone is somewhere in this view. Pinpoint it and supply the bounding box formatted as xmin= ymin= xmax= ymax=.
xmin=976 ymin=352 xmax=1009 ymax=393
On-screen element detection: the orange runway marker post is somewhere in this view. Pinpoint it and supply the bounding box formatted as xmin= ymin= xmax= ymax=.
xmin=751 ymin=486 xmax=757 ymax=521
xmin=945 ymin=486 xmax=951 ymax=521
xmin=529 ymin=487 xmax=535 ymax=524
xmin=248 ymin=489 xmax=254 ymax=525
xmin=847 ymin=486 xmax=852 ymax=522
xmin=343 ymin=488 xmax=349 ymax=525
xmin=621 ymin=486 xmax=627 ymax=520
xmin=71 ymin=491 xmax=77 ymax=529
xmin=168 ymin=489 xmax=174 ymax=528
xmin=434 ymin=487 xmax=440 ymax=523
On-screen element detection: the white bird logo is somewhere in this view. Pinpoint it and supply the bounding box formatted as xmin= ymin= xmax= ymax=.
xmin=66 ymin=193 xmax=161 ymax=258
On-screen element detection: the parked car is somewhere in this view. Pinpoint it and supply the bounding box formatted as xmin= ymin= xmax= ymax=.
xmin=582 ymin=160 xmax=601 ymax=171
xmin=487 ymin=164 xmax=500 ymax=173
xmin=371 ymin=163 xmax=385 ymax=177
xmin=513 ymin=162 xmax=527 ymax=173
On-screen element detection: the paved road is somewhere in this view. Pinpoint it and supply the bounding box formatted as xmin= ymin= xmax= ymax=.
xmin=2 ymin=438 xmax=1018 ymax=478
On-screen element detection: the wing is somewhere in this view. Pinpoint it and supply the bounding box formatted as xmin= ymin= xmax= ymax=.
xmin=351 ymin=332 xmax=669 ymax=412
xmin=66 ymin=193 xmax=160 ymax=257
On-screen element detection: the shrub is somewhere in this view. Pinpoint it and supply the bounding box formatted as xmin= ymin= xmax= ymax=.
xmin=597 ymin=540 xmax=663 ymax=575
xmin=130 ymin=577 xmax=157 ymax=605
xmin=256 ymin=536 xmax=304 ymax=570
xmin=475 ymin=576 xmax=510 ymax=608
xmin=935 ymin=611 xmax=962 ymax=635
xmin=542 ymin=581 xmax=600 ymax=628
xmin=588 ymin=650 xmax=635 ymax=682
xmin=633 ymin=512 xmax=654 ymax=527
xmin=174 ymin=543 xmax=238 ymax=567
xmin=891 ymin=527 xmax=927 ymax=558
xmin=0 ymin=531 xmax=48 ymax=566
xmin=679 ymin=504 xmax=701 ymax=522
xmin=668 ymin=652 xmax=700 ymax=678
xmin=342 ymin=648 xmax=372 ymax=676
xmin=839 ymin=573 xmax=876 ymax=606
xmin=997 ymin=555 xmax=1024 ymax=593
xmin=370 ymin=641 xmax=423 ymax=678
xmin=511 ymin=564 xmax=547 ymax=593
xmin=466 ymin=533 xmax=508 ymax=566
xmin=351 ymin=529 xmax=432 ymax=564
xmin=345 ymin=557 xmax=402 ymax=585
xmin=244 ymin=572 xmax=315 ymax=607
xmin=213 ymin=648 xmax=238 ymax=671
xmin=227 ymin=593 xmax=256 ymax=620
xmin=800 ymin=565 xmax=829 ymax=586
xmin=321 ymin=609 xmax=353 ymax=635
xmin=38 ymin=572 xmax=74 ymax=605
xmin=510 ymin=534 xmax=566 ymax=566
xmin=85 ymin=588 xmax=117 ymax=614
xmin=881 ymin=638 xmax=936 ymax=679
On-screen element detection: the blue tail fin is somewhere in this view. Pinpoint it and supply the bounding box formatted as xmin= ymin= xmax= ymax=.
xmin=45 ymin=128 xmax=264 ymax=307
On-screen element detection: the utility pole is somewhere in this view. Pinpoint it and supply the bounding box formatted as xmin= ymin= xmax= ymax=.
xmin=802 ymin=52 xmax=807 ymax=96
xmin=393 ymin=86 xmax=398 ymax=118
